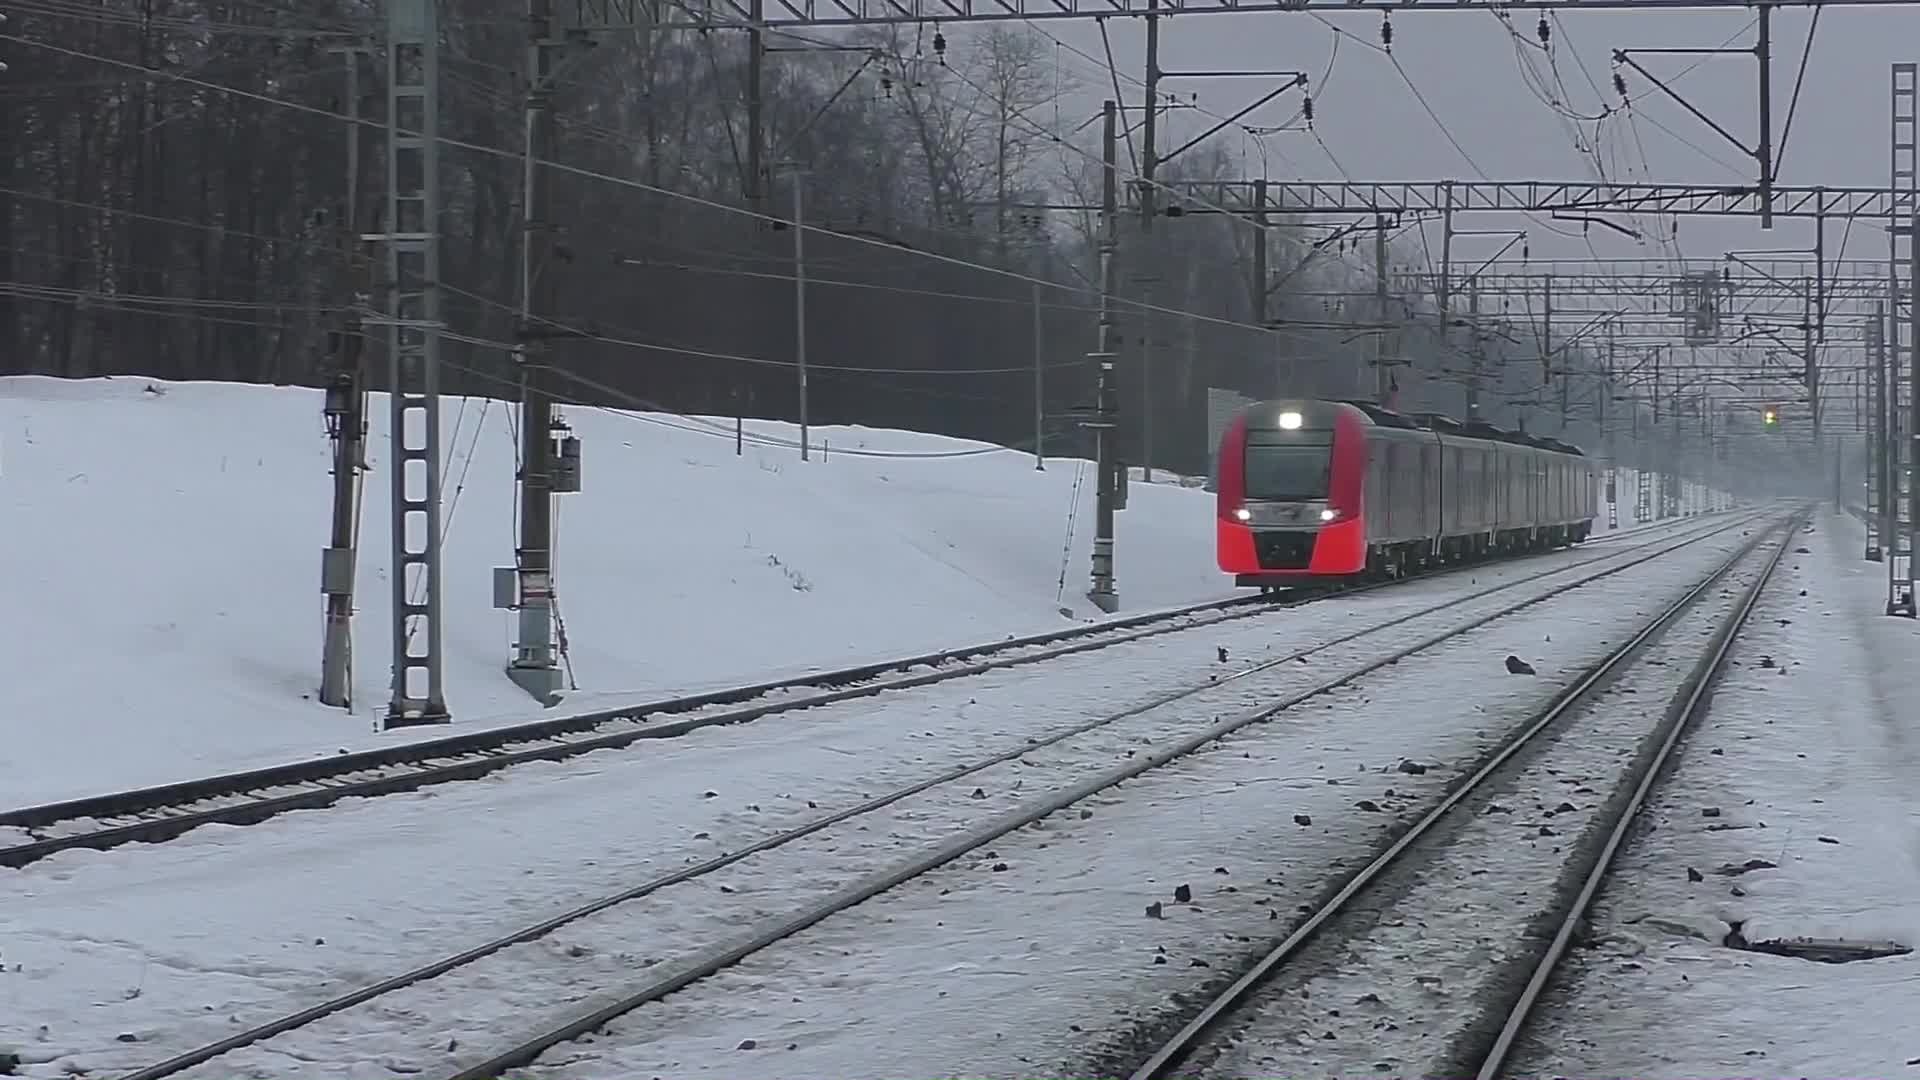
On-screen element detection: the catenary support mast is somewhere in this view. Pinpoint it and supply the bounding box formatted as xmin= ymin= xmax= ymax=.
xmin=1087 ymin=100 xmax=1120 ymax=613
xmin=508 ymin=0 xmax=566 ymax=703
xmin=320 ymin=42 xmax=369 ymax=710
xmin=373 ymin=0 xmax=449 ymax=725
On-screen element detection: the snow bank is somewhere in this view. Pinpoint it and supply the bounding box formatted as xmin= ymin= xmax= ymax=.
xmin=1 ymin=377 xmax=1228 ymax=805
xmin=0 ymin=376 xmax=1713 ymax=807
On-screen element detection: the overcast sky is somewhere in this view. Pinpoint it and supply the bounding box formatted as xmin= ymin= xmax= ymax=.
xmin=1038 ymin=6 xmax=1912 ymax=265
xmin=999 ymin=5 xmax=1916 ymax=411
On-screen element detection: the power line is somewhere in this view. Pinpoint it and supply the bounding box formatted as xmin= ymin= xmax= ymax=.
xmin=0 ymin=28 xmax=1354 ymax=339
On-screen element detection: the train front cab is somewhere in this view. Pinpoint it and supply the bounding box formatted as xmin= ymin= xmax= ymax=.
xmin=1216 ymin=401 xmax=1369 ymax=587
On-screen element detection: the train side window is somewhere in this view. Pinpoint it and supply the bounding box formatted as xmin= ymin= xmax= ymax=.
xmin=1424 ymin=445 xmax=1437 ymax=527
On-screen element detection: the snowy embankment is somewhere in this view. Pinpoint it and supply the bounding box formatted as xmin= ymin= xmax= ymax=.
xmin=0 ymin=376 xmax=1702 ymax=805
xmin=1511 ymin=510 xmax=1920 ymax=1077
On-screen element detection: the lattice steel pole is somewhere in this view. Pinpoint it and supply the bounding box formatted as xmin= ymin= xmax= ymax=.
xmin=1869 ymin=301 xmax=1886 ymax=559
xmin=1890 ymin=62 xmax=1916 ymax=615
xmin=372 ymin=0 xmax=449 ymax=724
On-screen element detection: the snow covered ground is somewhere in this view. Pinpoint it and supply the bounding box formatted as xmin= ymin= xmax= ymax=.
xmin=1 ymin=376 xmax=1712 ymax=806
xmin=0 ymin=517 xmax=1753 ymax=1080
xmin=1510 ymin=509 xmax=1920 ymax=1077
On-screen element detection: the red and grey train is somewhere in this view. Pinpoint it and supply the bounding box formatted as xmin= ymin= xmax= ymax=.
xmin=1216 ymin=399 xmax=1599 ymax=588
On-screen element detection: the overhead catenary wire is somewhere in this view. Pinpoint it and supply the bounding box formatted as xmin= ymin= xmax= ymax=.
xmin=4 ymin=28 xmax=1422 ymax=347
xmin=7 ymin=6 xmax=1553 ymax=368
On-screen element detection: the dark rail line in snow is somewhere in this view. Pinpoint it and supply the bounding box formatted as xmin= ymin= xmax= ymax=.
xmin=91 ymin=512 xmax=1761 ymax=1080
xmin=0 ymin=510 xmax=1742 ymax=873
xmin=1458 ymin=508 xmax=1805 ymax=1080
xmin=1117 ymin=507 xmax=1805 ymax=1080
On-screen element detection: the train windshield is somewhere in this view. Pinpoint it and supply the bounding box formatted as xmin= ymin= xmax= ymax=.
xmin=1243 ymin=432 xmax=1332 ymax=500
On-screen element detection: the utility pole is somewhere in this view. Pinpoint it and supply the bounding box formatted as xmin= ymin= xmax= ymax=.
xmin=1250 ymin=179 xmax=1268 ymax=334
xmin=1465 ymin=276 xmax=1481 ymax=416
xmin=1874 ymin=299 xmax=1891 ymax=559
xmin=1651 ymin=345 xmax=1665 ymax=520
xmin=1756 ymin=3 xmax=1775 ymax=229
xmin=745 ymin=0 xmax=765 ymax=220
xmin=372 ymin=0 xmax=449 ymax=725
xmin=1136 ymin=7 xmax=1160 ymax=482
xmin=1541 ymin=272 xmax=1558 ymax=427
xmin=1086 ymin=100 xmax=1120 ymax=614
xmin=506 ymin=0 xmax=566 ymax=705
xmin=1141 ymin=283 xmax=1157 ymax=481
xmin=1138 ymin=0 xmax=1161 ymax=227
xmin=1438 ymin=188 xmax=1456 ymax=412
xmin=1835 ymin=434 xmax=1844 ymax=509
xmin=1905 ymin=212 xmax=1919 ymax=613
xmin=1032 ymin=281 xmax=1045 ymax=470
xmin=1888 ymin=62 xmax=1914 ymax=612
xmin=1603 ymin=323 xmax=1618 ymax=530
xmin=320 ymin=42 xmax=369 ymax=711
xmin=1374 ymin=214 xmax=1390 ymax=404
xmin=1812 ymin=205 xmax=1826 ymax=448
xmin=1183 ymin=259 xmax=1200 ymax=439
xmin=792 ymin=166 xmax=810 ymax=461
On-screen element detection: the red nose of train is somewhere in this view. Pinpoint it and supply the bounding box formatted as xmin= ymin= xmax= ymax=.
xmin=1215 ymin=401 xmax=1367 ymax=582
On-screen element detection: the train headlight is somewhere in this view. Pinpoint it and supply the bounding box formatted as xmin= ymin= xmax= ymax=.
xmin=1234 ymin=508 xmax=1252 ymax=521
xmin=1278 ymin=410 xmax=1303 ymax=430
xmin=1319 ymin=508 xmax=1336 ymax=522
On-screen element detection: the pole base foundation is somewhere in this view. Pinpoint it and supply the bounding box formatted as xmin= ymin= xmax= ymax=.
xmin=508 ymin=663 xmax=563 ymax=706
xmin=1086 ymin=588 xmax=1119 ymax=614
xmin=382 ymin=705 xmax=451 ymax=729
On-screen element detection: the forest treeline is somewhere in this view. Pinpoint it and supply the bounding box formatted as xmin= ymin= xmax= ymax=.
xmin=3 ymin=0 xmax=1660 ymax=474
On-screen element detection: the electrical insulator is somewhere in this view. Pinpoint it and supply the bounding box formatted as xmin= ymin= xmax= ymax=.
xmin=932 ymin=28 xmax=946 ymax=58
xmin=1380 ymin=13 xmax=1392 ymax=50
xmin=1537 ymin=15 xmax=1550 ymax=46
xmin=1302 ymin=95 xmax=1314 ymax=125
xmin=323 ymin=376 xmax=353 ymax=437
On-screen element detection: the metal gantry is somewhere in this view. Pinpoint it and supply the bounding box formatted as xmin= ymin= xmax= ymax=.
xmin=368 ymin=0 xmax=450 ymax=724
xmin=1153 ymin=181 xmax=1900 ymax=221
xmin=670 ymin=0 xmax=1920 ymax=26
xmin=1868 ymin=300 xmax=1888 ymax=559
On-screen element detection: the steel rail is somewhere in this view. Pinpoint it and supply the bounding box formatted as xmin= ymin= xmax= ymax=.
xmin=1469 ymin=508 xmax=1805 ymax=1080
xmin=102 ymin=512 xmax=1759 ymax=1080
xmin=1123 ymin=511 xmax=1797 ymax=1080
xmin=416 ymin=512 xmax=1774 ymax=1080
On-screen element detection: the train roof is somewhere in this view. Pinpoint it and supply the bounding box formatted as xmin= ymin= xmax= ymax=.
xmin=1244 ymin=398 xmax=1586 ymax=455
xmin=1337 ymin=400 xmax=1587 ymax=455
xmin=1333 ymin=399 xmax=1422 ymax=430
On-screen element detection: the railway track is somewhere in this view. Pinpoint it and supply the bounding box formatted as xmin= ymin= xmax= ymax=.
xmin=83 ymin=509 xmax=1774 ymax=1080
xmin=1111 ymin=508 xmax=1804 ymax=1080
xmin=0 ymin=510 xmax=1744 ymax=872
